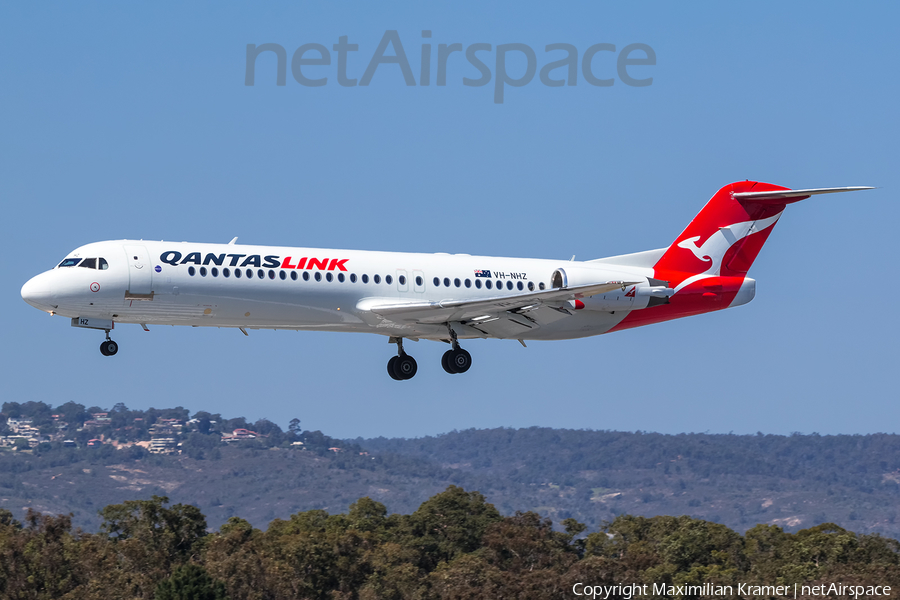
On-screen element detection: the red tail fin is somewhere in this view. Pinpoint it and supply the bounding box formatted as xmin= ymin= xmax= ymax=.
xmin=609 ymin=181 xmax=872 ymax=333
xmin=653 ymin=181 xmax=789 ymax=290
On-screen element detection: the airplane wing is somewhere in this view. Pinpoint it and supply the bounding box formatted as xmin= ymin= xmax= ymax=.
xmin=357 ymin=281 xmax=639 ymax=336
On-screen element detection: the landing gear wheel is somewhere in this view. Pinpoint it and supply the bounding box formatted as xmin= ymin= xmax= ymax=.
xmin=441 ymin=350 xmax=455 ymax=374
xmin=387 ymin=356 xmax=402 ymax=380
xmin=100 ymin=340 xmax=118 ymax=356
xmin=392 ymin=355 xmax=418 ymax=380
xmin=449 ymin=348 xmax=471 ymax=373
xmin=442 ymin=348 xmax=472 ymax=374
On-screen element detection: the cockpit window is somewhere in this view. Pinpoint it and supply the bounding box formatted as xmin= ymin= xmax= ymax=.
xmin=99 ymin=258 xmax=109 ymax=270
xmin=79 ymin=258 xmax=97 ymax=269
xmin=58 ymin=258 xmax=81 ymax=268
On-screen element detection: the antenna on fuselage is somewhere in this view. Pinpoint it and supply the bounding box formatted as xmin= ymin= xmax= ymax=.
xmin=228 ymin=237 xmax=238 ymax=245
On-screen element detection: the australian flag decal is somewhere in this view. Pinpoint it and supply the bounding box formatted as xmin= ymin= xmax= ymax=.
xmin=474 ymin=269 xmax=491 ymax=278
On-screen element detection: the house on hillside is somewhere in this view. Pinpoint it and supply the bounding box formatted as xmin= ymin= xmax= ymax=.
xmin=221 ymin=428 xmax=261 ymax=443
xmin=6 ymin=418 xmax=33 ymax=433
xmin=149 ymin=437 xmax=178 ymax=454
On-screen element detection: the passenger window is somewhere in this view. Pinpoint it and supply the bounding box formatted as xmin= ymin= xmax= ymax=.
xmin=291 ymin=271 xmax=298 ymax=281
xmin=326 ymin=273 xmax=333 ymax=282
xmin=528 ymin=281 xmax=535 ymax=291
xmin=224 ymin=268 xmax=231 ymax=278
xmin=464 ymin=279 xmax=471 ymax=288
xmin=485 ymin=280 xmax=492 ymax=290
xmin=200 ymin=267 xmax=207 ymax=276
xmin=315 ymin=272 xmax=322 ymax=282
xmin=234 ymin=269 xmax=241 ymax=278
xmin=268 ymin=270 xmax=275 ymax=280
xmin=258 ymin=269 xmax=265 ymax=279
xmin=188 ymin=266 xmax=196 ymax=276
xmin=246 ymin=269 xmax=253 ymax=278
xmin=454 ymin=278 xmax=460 ymax=287
xmin=416 ymin=276 xmax=423 ymax=286
xmin=443 ymin=277 xmax=450 ymax=287
xmin=433 ymin=277 xmax=440 ymax=287
xmin=279 ymin=271 xmax=286 ymax=280
xmin=539 ymin=282 xmax=545 ymax=290
xmin=362 ymin=274 xmax=368 ymax=283
xmin=99 ymin=258 xmax=109 ymax=270
xmin=58 ymin=258 xmax=81 ymax=268
xmin=338 ymin=273 xmax=345 ymax=283
xmin=79 ymin=258 xmax=97 ymax=269
xmin=475 ymin=279 xmax=482 ymax=289
xmin=374 ymin=275 xmax=381 ymax=284
xmin=212 ymin=268 xmax=219 ymax=277
xmin=507 ymin=281 xmax=513 ymax=290
xmin=350 ymin=273 xmax=357 ymax=283
xmin=398 ymin=275 xmax=406 ymax=285
xmin=385 ymin=275 xmax=393 ymax=284
xmin=517 ymin=281 xmax=523 ymax=291
xmin=303 ymin=271 xmax=310 ymax=281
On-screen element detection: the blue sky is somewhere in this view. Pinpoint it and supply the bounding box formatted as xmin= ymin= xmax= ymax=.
xmin=2 ymin=2 xmax=897 ymax=439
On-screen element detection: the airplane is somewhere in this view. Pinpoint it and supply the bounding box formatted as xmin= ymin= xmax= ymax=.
xmin=21 ymin=181 xmax=871 ymax=380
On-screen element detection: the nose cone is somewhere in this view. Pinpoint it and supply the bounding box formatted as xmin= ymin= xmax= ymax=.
xmin=21 ymin=273 xmax=55 ymax=312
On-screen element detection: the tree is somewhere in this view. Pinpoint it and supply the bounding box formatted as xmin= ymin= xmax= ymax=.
xmin=408 ymin=486 xmax=503 ymax=568
xmin=100 ymin=495 xmax=208 ymax=563
xmin=154 ymin=564 xmax=227 ymax=600
xmin=2 ymin=401 xmax=22 ymax=418
xmin=289 ymin=418 xmax=301 ymax=437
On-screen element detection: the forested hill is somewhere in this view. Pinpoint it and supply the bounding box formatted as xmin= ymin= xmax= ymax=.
xmin=355 ymin=428 xmax=900 ymax=538
xmin=3 ymin=402 xmax=900 ymax=538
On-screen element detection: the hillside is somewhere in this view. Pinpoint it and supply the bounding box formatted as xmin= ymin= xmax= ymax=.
xmin=2 ymin=424 xmax=900 ymax=537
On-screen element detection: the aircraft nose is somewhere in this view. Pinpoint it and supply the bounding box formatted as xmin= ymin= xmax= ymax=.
xmin=21 ymin=273 xmax=55 ymax=311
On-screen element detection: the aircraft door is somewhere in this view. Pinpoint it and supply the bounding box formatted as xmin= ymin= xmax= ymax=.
xmin=413 ymin=269 xmax=425 ymax=293
xmin=396 ymin=269 xmax=409 ymax=292
xmin=123 ymin=244 xmax=153 ymax=295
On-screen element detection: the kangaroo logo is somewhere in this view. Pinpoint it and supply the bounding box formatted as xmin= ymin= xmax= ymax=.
xmin=673 ymin=212 xmax=783 ymax=292
xmin=677 ymin=236 xmax=713 ymax=263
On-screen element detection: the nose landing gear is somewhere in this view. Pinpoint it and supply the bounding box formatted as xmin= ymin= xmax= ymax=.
xmin=99 ymin=331 xmax=118 ymax=356
xmin=387 ymin=337 xmax=417 ymax=380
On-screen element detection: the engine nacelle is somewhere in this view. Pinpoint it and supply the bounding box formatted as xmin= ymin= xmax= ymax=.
xmin=550 ymin=266 xmax=674 ymax=312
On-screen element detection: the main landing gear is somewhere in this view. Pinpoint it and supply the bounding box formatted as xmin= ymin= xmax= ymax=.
xmin=99 ymin=330 xmax=118 ymax=356
xmin=386 ymin=328 xmax=473 ymax=380
xmin=387 ymin=338 xmax=418 ymax=381
xmin=441 ymin=325 xmax=471 ymax=374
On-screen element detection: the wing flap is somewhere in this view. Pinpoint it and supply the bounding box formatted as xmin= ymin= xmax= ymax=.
xmin=358 ymin=280 xmax=639 ymax=324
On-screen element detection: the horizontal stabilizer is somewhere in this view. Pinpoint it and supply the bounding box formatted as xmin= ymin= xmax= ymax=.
xmin=733 ymin=186 xmax=873 ymax=203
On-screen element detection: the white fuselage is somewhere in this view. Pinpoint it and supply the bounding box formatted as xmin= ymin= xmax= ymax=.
xmin=22 ymin=240 xmax=662 ymax=342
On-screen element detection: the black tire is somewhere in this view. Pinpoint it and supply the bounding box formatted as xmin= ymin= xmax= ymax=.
xmin=441 ymin=350 xmax=456 ymax=374
xmin=449 ymin=348 xmax=471 ymax=373
xmin=387 ymin=356 xmax=402 ymax=380
xmin=104 ymin=340 xmax=119 ymax=356
xmin=99 ymin=341 xmax=109 ymax=356
xmin=394 ymin=355 xmax=418 ymax=380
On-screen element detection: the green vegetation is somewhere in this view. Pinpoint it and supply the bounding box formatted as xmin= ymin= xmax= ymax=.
xmin=5 ymin=403 xmax=900 ymax=542
xmin=0 ymin=489 xmax=897 ymax=599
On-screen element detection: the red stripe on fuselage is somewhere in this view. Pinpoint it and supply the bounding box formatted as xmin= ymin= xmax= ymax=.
xmin=609 ymin=276 xmax=744 ymax=332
